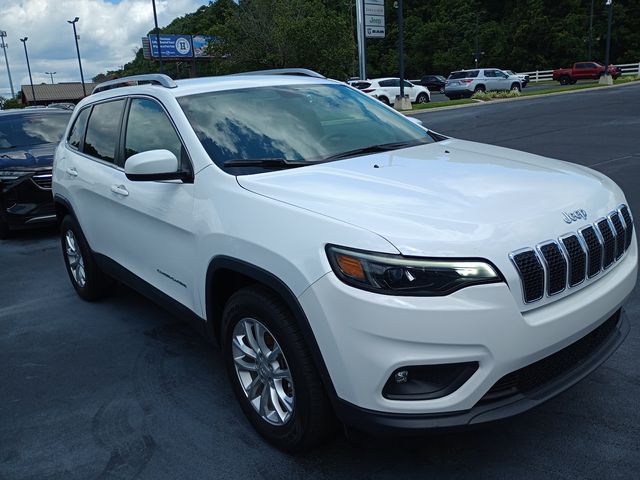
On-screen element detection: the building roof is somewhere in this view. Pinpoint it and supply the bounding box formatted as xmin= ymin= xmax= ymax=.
xmin=21 ymin=82 xmax=97 ymax=103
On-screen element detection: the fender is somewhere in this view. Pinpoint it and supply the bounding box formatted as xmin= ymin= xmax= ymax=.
xmin=205 ymin=256 xmax=339 ymax=402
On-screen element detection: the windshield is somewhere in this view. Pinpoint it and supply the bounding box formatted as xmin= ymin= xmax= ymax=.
xmin=178 ymin=83 xmax=434 ymax=174
xmin=0 ymin=112 xmax=71 ymax=149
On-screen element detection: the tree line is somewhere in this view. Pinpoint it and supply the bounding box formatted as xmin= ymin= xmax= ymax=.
xmin=94 ymin=0 xmax=640 ymax=82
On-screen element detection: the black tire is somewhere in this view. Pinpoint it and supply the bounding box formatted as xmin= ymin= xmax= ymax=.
xmin=60 ymin=215 xmax=114 ymax=301
xmin=222 ymin=285 xmax=337 ymax=452
xmin=416 ymin=92 xmax=429 ymax=104
xmin=511 ymin=83 xmax=521 ymax=92
xmin=559 ymin=76 xmax=570 ymax=86
xmin=474 ymin=84 xmax=486 ymax=93
xmin=378 ymin=96 xmax=390 ymax=105
xmin=570 ymin=79 xmax=577 ymax=85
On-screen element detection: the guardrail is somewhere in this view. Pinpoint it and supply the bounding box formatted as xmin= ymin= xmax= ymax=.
xmin=518 ymin=62 xmax=640 ymax=82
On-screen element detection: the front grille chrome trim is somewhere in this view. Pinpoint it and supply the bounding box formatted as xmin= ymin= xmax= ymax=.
xmin=510 ymin=204 xmax=633 ymax=305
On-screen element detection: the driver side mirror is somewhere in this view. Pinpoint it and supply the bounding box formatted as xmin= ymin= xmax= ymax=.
xmin=124 ymin=149 xmax=190 ymax=182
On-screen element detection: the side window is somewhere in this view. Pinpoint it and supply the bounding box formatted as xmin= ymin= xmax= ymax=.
xmin=378 ymin=80 xmax=393 ymax=87
xmin=124 ymin=98 xmax=188 ymax=170
xmin=67 ymin=107 xmax=90 ymax=150
xmin=576 ymin=63 xmax=587 ymax=69
xmin=484 ymin=70 xmax=495 ymax=78
xmin=83 ymin=99 xmax=126 ymax=163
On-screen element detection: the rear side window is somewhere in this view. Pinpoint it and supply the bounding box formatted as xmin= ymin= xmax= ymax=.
xmin=351 ymin=82 xmax=371 ymax=90
xmin=83 ymin=99 xmax=125 ymax=163
xmin=379 ymin=79 xmax=398 ymax=87
xmin=124 ymin=98 xmax=189 ymax=170
xmin=67 ymin=108 xmax=90 ymax=150
xmin=449 ymin=71 xmax=479 ymax=79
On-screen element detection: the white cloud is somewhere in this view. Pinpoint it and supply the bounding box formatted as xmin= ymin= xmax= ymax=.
xmin=0 ymin=0 xmax=208 ymax=98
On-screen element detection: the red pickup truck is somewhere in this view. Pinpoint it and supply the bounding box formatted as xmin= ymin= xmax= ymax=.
xmin=553 ymin=62 xmax=622 ymax=85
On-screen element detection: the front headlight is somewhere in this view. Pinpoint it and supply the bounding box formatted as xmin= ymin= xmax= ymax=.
xmin=326 ymin=245 xmax=502 ymax=296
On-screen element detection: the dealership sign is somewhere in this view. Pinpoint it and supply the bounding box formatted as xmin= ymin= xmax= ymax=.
xmin=365 ymin=0 xmax=385 ymax=38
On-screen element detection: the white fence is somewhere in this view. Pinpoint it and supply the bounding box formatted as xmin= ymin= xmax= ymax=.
xmin=518 ymin=62 xmax=640 ymax=82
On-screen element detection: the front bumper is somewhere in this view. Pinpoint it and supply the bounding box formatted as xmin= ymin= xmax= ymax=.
xmin=0 ymin=172 xmax=56 ymax=230
xmin=298 ymin=249 xmax=636 ymax=428
xmin=333 ymin=309 xmax=628 ymax=434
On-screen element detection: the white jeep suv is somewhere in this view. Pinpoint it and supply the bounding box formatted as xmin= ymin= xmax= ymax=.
xmin=52 ymin=70 xmax=636 ymax=451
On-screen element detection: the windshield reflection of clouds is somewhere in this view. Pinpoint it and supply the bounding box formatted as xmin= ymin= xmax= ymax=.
xmin=0 ymin=114 xmax=70 ymax=148
xmin=178 ymin=84 xmax=429 ymax=170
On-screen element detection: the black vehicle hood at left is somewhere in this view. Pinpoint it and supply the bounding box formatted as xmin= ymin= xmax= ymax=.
xmin=0 ymin=143 xmax=57 ymax=170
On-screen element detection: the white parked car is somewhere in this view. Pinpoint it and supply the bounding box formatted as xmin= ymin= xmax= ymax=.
xmin=358 ymin=77 xmax=431 ymax=105
xmin=53 ymin=70 xmax=636 ymax=452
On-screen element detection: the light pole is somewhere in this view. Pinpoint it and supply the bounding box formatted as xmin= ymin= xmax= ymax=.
xmin=68 ymin=17 xmax=86 ymax=96
xmin=588 ymin=0 xmax=595 ymax=60
xmin=395 ymin=0 xmax=405 ymax=99
xmin=45 ymin=71 xmax=56 ymax=84
xmin=20 ymin=37 xmax=36 ymax=105
xmin=151 ymin=0 xmax=164 ymax=73
xmin=0 ymin=30 xmax=15 ymax=98
xmin=602 ymin=0 xmax=614 ymax=84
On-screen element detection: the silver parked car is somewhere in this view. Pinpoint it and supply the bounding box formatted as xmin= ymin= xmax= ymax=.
xmin=444 ymin=69 xmax=522 ymax=99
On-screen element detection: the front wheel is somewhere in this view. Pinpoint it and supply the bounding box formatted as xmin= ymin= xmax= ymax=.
xmin=222 ymin=285 xmax=337 ymax=452
xmin=511 ymin=83 xmax=521 ymax=92
xmin=559 ymin=76 xmax=570 ymax=86
xmin=416 ymin=93 xmax=429 ymax=104
xmin=60 ymin=215 xmax=114 ymax=301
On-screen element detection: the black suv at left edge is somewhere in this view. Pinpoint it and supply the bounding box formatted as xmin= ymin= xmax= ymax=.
xmin=0 ymin=108 xmax=71 ymax=237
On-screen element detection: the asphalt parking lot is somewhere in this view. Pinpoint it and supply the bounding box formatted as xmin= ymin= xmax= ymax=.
xmin=2 ymin=83 xmax=639 ymax=480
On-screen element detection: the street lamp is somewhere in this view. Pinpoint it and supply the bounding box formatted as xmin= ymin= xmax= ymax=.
xmin=20 ymin=37 xmax=36 ymax=105
xmin=45 ymin=71 xmax=56 ymax=84
xmin=68 ymin=17 xmax=86 ymax=96
xmin=0 ymin=30 xmax=15 ymax=98
xmin=151 ymin=0 xmax=164 ymax=73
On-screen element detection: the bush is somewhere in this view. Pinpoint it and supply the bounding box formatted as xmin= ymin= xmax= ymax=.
xmin=472 ymin=90 xmax=522 ymax=101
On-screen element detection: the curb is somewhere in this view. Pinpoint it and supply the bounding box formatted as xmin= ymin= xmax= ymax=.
xmin=403 ymin=79 xmax=640 ymax=115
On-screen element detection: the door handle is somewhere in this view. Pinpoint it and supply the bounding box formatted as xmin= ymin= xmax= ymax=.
xmin=110 ymin=184 xmax=129 ymax=197
xmin=66 ymin=167 xmax=78 ymax=177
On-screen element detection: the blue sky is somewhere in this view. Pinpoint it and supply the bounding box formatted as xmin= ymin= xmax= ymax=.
xmin=0 ymin=0 xmax=210 ymax=99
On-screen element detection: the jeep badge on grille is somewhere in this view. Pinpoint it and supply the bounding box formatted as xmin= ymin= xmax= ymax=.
xmin=562 ymin=209 xmax=588 ymax=224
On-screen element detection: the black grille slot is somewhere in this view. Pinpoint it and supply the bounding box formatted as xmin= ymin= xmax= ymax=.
xmin=481 ymin=310 xmax=621 ymax=402
xmin=620 ymin=206 xmax=633 ymax=250
xmin=539 ymin=242 xmax=567 ymax=295
xmin=597 ymin=219 xmax=616 ymax=268
xmin=511 ymin=250 xmax=544 ymax=303
xmin=610 ymin=213 xmax=626 ymax=259
xmin=561 ymin=235 xmax=586 ymax=287
xmin=31 ymin=174 xmax=52 ymax=189
xmin=580 ymin=226 xmax=602 ymax=277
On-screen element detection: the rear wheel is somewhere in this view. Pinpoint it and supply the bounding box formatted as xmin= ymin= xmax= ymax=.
xmin=378 ymin=96 xmax=390 ymax=105
xmin=60 ymin=215 xmax=114 ymax=301
xmin=222 ymin=285 xmax=337 ymax=452
xmin=474 ymin=84 xmax=486 ymax=93
xmin=416 ymin=93 xmax=429 ymax=104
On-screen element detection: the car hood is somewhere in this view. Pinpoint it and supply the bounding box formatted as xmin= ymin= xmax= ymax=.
xmin=236 ymin=138 xmax=622 ymax=258
xmin=0 ymin=143 xmax=57 ymax=170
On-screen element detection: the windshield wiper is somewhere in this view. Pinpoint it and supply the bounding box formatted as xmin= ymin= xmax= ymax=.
xmin=223 ymin=158 xmax=309 ymax=169
xmin=320 ymin=139 xmax=427 ymax=162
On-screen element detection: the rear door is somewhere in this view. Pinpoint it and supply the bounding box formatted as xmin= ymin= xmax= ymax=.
xmin=483 ymin=70 xmax=498 ymax=90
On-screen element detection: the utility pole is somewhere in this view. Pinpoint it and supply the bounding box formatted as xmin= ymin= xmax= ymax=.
xmin=602 ymin=0 xmax=614 ymax=84
xmin=68 ymin=18 xmax=87 ymax=96
xmin=45 ymin=71 xmax=56 ymax=84
xmin=588 ymin=0 xmax=595 ymax=60
xmin=0 ymin=30 xmax=15 ymax=98
xmin=151 ymin=0 xmax=164 ymax=73
xmin=397 ymin=0 xmax=405 ymax=98
xmin=474 ymin=13 xmax=480 ymax=68
xmin=355 ymin=0 xmax=366 ymax=80
xmin=20 ymin=37 xmax=36 ymax=105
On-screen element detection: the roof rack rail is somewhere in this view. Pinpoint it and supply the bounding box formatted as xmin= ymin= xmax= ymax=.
xmin=92 ymin=74 xmax=177 ymax=94
xmin=231 ymin=68 xmax=325 ymax=79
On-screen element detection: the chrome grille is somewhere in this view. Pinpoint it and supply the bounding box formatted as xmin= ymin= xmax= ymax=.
xmin=31 ymin=173 xmax=52 ymax=189
xmin=510 ymin=205 xmax=634 ymax=304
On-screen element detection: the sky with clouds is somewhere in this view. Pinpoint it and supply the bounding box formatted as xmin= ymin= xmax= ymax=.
xmin=0 ymin=0 xmax=210 ymax=98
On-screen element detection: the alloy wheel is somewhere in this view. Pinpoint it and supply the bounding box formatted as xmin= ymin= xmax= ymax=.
xmin=65 ymin=230 xmax=86 ymax=288
xmin=232 ymin=318 xmax=295 ymax=425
